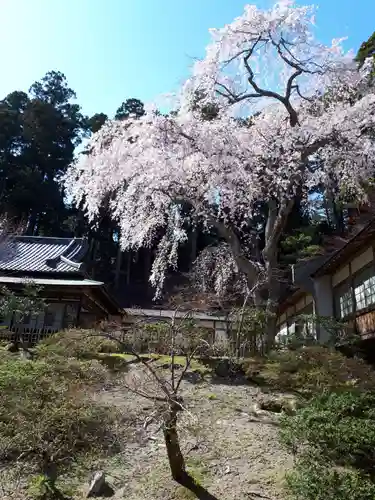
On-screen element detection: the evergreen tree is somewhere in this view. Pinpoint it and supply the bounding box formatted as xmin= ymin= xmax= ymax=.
xmin=0 ymin=71 xmax=88 ymax=235
xmin=115 ymin=98 xmax=145 ymax=120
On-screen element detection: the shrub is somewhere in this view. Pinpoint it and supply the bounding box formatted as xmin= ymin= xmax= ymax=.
xmin=121 ymin=323 xmax=170 ymax=354
xmin=281 ymin=391 xmax=375 ymax=471
xmin=0 ymin=357 xmax=119 ymax=472
xmin=281 ymin=390 xmax=375 ymax=499
xmin=247 ymin=346 xmax=375 ymax=395
xmin=44 ymin=355 xmax=110 ymax=386
xmin=200 ymin=356 xmax=246 ymax=378
xmin=285 ymin=458 xmax=375 ymax=500
xmin=122 ymin=321 xmax=215 ymax=356
xmin=36 ymin=328 xmax=120 ymax=360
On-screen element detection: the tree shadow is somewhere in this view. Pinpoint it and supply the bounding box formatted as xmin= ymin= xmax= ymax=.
xmin=99 ymin=483 xmax=115 ymax=497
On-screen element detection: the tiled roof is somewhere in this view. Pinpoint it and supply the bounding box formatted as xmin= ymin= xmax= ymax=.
xmin=312 ymin=219 xmax=375 ymax=278
xmin=0 ymin=236 xmax=88 ymax=274
xmin=124 ymin=308 xmax=228 ymax=321
xmin=0 ymin=276 xmax=103 ymax=286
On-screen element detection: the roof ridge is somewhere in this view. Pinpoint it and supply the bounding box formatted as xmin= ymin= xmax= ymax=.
xmin=0 ymin=237 xmax=88 ymax=274
xmin=13 ymin=235 xmax=84 ymax=242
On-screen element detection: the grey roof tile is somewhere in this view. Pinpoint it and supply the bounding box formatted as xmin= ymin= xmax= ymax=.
xmin=0 ymin=276 xmax=102 ymax=286
xmin=0 ymin=236 xmax=88 ymax=274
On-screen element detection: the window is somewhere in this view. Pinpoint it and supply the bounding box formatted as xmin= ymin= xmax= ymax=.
xmin=333 ymin=264 xmax=375 ymax=319
xmin=354 ymin=266 xmax=375 ymax=311
xmin=21 ymin=313 xmax=31 ymax=326
xmin=63 ymin=303 xmax=78 ymax=328
xmin=276 ymin=324 xmax=289 ymax=345
xmin=334 ymin=282 xmax=353 ymax=319
xmin=44 ymin=308 xmax=55 ymax=328
xmin=339 ymin=290 xmax=353 ymax=318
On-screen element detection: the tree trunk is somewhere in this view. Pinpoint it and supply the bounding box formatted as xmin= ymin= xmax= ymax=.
xmin=235 ymin=291 xmax=250 ymax=358
xmin=262 ymin=250 xmax=281 ymax=353
xmin=264 ymin=301 xmax=278 ymax=353
xmin=26 ymin=211 xmax=38 ymax=235
xmin=163 ymin=404 xmax=219 ymax=500
xmin=114 ymin=245 xmax=123 ymax=290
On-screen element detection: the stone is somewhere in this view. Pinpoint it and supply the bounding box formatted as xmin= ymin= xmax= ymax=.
xmin=5 ymin=342 xmax=17 ymax=352
xmin=258 ymin=397 xmax=284 ymax=413
xmin=20 ymin=349 xmax=33 ymax=360
xmin=86 ymin=471 xmax=114 ymax=498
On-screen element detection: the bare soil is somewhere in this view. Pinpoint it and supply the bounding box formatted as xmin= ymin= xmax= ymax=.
xmin=91 ymin=367 xmax=293 ymax=500
xmin=0 ymin=364 xmax=293 ymax=500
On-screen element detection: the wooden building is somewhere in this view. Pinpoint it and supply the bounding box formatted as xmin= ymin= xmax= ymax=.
xmin=276 ymin=220 xmax=375 ymax=344
xmin=0 ymin=236 xmax=122 ymax=338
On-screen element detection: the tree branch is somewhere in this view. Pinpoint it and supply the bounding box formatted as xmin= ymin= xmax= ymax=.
xmin=242 ymin=41 xmax=300 ymax=127
xmin=213 ymin=219 xmax=261 ymax=289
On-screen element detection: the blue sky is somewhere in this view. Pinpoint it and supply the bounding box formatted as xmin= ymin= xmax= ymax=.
xmin=0 ymin=0 xmax=374 ymax=118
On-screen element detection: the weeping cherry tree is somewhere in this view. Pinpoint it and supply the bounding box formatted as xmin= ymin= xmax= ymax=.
xmin=64 ymin=1 xmax=375 ymax=347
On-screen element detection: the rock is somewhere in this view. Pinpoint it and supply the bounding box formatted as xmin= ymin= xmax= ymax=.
xmin=5 ymin=342 xmax=18 ymax=352
xmin=258 ymin=397 xmax=284 ymax=413
xmin=215 ymin=359 xmax=232 ymax=377
xmin=160 ymin=363 xmax=181 ymax=370
xmin=257 ymin=395 xmax=298 ymax=415
xmin=214 ymin=358 xmax=245 ymax=378
xmin=20 ymin=349 xmax=33 ymax=360
xmin=234 ymin=408 xmax=249 ymax=416
xmin=86 ymin=471 xmax=114 ymax=498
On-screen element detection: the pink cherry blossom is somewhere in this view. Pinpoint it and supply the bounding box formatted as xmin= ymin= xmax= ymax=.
xmin=64 ymin=1 xmax=375 ymax=343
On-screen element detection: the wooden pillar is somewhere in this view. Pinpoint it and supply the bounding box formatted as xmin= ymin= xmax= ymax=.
xmin=76 ymin=296 xmax=83 ymax=327
xmin=114 ymin=245 xmax=123 ymax=290
xmin=126 ymin=251 xmax=131 ymax=285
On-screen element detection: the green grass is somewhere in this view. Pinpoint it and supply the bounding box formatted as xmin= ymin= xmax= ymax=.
xmin=207 ymin=393 xmax=218 ymax=400
xmin=100 ymin=352 xmax=209 ymax=373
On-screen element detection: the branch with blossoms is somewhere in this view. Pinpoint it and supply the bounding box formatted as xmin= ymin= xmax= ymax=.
xmin=64 ymin=2 xmax=375 ymax=349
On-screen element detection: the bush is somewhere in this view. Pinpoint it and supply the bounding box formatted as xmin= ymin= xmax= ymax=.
xmin=121 ymin=323 xmax=170 ymax=354
xmin=247 ymin=346 xmax=375 ymax=395
xmin=0 ymin=357 xmax=119 ymax=472
xmin=36 ymin=328 xmax=120 ymax=360
xmin=281 ymin=391 xmax=375 ymax=471
xmin=285 ymin=458 xmax=375 ymax=500
xmin=281 ymin=390 xmax=375 ymax=499
xmin=122 ymin=322 xmax=215 ymax=356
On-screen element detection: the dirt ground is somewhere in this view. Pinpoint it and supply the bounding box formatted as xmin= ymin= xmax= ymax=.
xmin=90 ymin=365 xmax=293 ymax=500
xmin=0 ymin=363 xmax=293 ymax=500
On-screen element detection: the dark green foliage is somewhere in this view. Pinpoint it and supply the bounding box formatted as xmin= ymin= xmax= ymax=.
xmin=0 ymin=357 xmax=117 ymax=470
xmin=356 ymin=31 xmax=375 ymax=67
xmin=115 ymin=98 xmax=145 ymax=120
xmin=0 ymin=71 xmax=88 ymax=236
xmin=0 ymin=283 xmax=46 ymax=322
xmin=245 ymin=346 xmax=375 ymax=394
xmin=279 ymin=347 xmax=375 ymax=499
xmin=279 ymin=196 xmax=327 ymax=265
xmin=189 ymin=90 xmax=220 ymax=121
xmin=281 ymin=391 xmax=375 ymax=499
xmin=285 ymin=458 xmax=375 ymax=500
xmin=36 ymin=328 xmax=121 ymax=360
xmin=87 ymin=112 xmax=108 ymax=133
xmin=280 ymin=230 xmax=323 ymax=264
xmin=281 ymin=391 xmax=375 ymax=470
xmin=29 ymin=71 xmax=76 ymax=108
